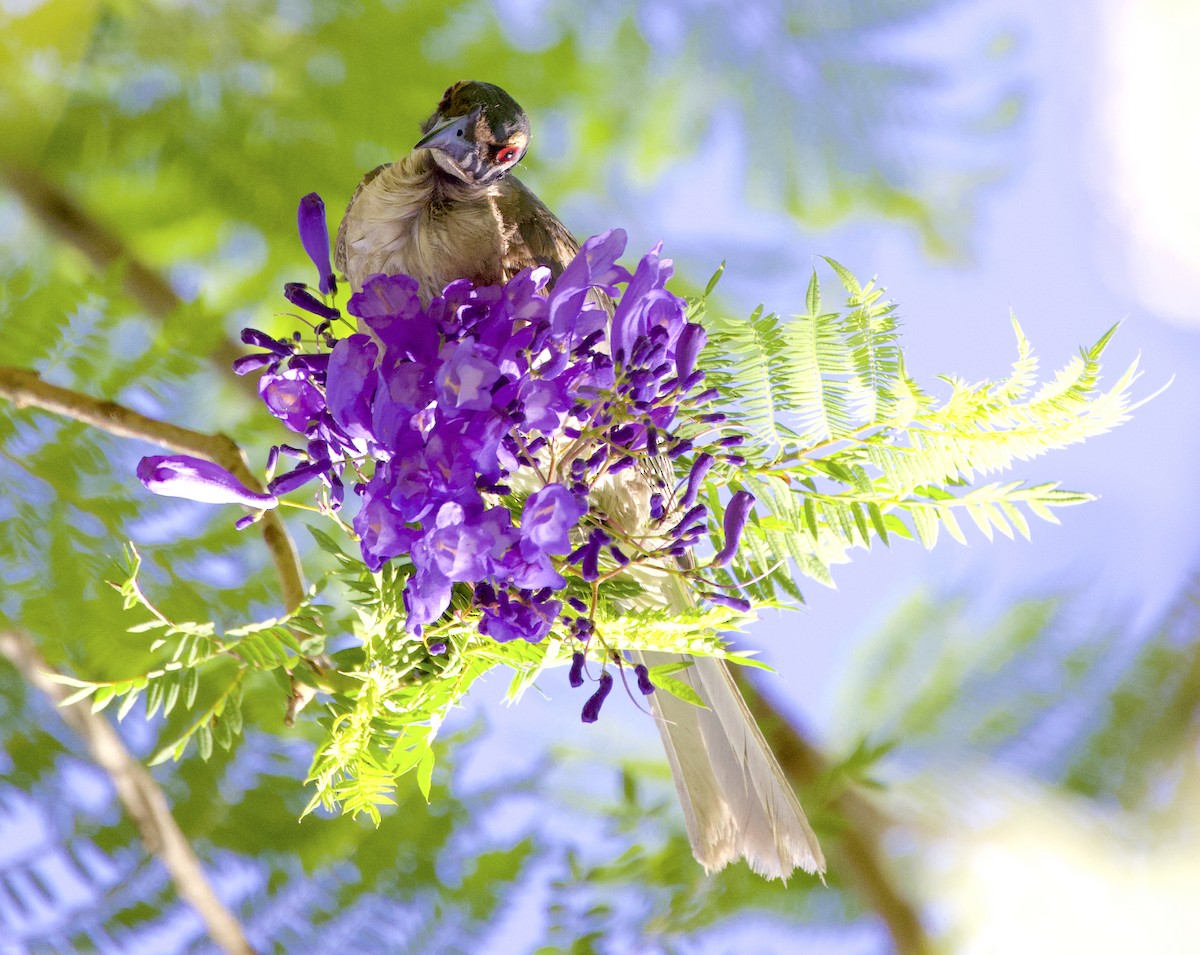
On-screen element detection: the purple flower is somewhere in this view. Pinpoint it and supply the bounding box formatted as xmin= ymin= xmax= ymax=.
xmin=353 ymin=475 xmax=416 ymax=571
xmin=520 ymin=484 xmax=586 ymax=557
xmin=137 ymin=455 xmax=277 ymax=508
xmin=350 ymin=272 xmax=422 ymax=322
xmin=241 ymin=328 xmax=292 ymax=355
xmin=284 ymin=282 xmax=340 ymax=320
xmin=480 ymin=590 xmax=561 ymax=643
xmin=704 ymin=592 xmax=751 ymax=612
xmin=403 ymin=561 xmax=453 ymax=635
xmin=350 ymin=274 xmax=440 ymax=363
xmin=555 ymin=229 xmax=632 ymax=299
xmin=611 ymin=243 xmax=677 ymax=361
xmin=325 ymin=335 xmax=379 ymax=446
xmin=232 ymin=353 xmax=275 ymax=376
xmin=225 ymin=205 xmax=750 ymax=648
xmin=258 ymin=367 xmax=326 ymax=433
xmin=435 ymin=339 xmax=500 ymax=412
xmin=427 ymin=502 xmax=514 ymax=581
xmin=298 ymin=193 xmax=336 ymax=295
xmin=514 ymin=377 xmax=570 ymax=433
xmin=712 ymin=490 xmax=755 ymax=566
xmin=568 ymin=528 xmax=610 ymax=582
xmin=497 ymin=545 xmax=566 ymax=590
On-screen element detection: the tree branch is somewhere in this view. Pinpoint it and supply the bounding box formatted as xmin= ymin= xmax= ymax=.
xmin=0 ymin=164 xmax=252 ymax=391
xmin=0 ymin=630 xmax=257 ymax=955
xmin=734 ymin=670 xmax=931 ymax=955
xmin=0 ymin=365 xmax=304 ymax=612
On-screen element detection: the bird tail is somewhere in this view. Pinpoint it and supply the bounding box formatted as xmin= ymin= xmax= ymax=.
xmin=635 ymin=651 xmax=826 ymax=881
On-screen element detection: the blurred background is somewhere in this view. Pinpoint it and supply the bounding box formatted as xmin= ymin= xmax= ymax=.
xmin=1 ymin=0 xmax=1198 ymax=952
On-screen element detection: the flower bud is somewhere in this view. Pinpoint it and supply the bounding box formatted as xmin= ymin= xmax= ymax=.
xmin=581 ymin=671 xmax=614 ymax=723
xmin=712 ymin=490 xmax=755 ymax=566
xmin=634 ymin=664 xmax=655 ymax=695
xmin=569 ymin=651 xmax=586 ymax=688
xmin=138 ymin=455 xmax=278 ymax=508
xmin=298 ymin=193 xmax=337 ymax=295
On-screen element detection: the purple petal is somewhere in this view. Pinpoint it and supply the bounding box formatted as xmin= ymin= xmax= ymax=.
xmin=232 ymin=353 xmax=274 ymax=376
xmin=403 ymin=563 xmax=453 ymax=633
xmin=137 ymin=455 xmax=277 ymax=508
xmin=435 ymin=339 xmax=500 ymax=412
xmin=554 ymin=228 xmax=629 ymax=300
xmin=353 ymin=476 xmax=416 ymax=571
xmin=349 ymin=274 xmax=441 ymax=362
xmin=520 ymin=483 xmax=587 ymax=557
xmin=326 ymin=335 xmax=379 ymax=445
xmin=258 ymin=367 xmax=326 ymax=433
xmin=298 ymin=193 xmax=336 ymax=295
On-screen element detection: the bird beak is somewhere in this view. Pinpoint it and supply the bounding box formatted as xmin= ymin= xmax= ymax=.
xmin=414 ymin=111 xmax=478 ymax=164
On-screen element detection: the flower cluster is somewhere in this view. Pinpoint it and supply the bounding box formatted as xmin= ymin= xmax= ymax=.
xmin=138 ymin=194 xmax=755 ymax=718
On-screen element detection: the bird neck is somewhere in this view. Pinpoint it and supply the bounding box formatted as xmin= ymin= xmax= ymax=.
xmin=414 ymin=150 xmax=499 ymax=205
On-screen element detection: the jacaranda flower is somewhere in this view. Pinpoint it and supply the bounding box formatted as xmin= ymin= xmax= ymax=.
xmin=298 ymin=193 xmax=336 ymax=296
xmin=138 ymin=455 xmax=277 ymax=508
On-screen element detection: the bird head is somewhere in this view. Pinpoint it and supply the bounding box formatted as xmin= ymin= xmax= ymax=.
xmin=414 ymin=81 xmax=530 ymax=186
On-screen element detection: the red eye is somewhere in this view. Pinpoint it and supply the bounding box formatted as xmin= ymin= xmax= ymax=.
xmin=496 ymin=146 xmax=519 ymax=164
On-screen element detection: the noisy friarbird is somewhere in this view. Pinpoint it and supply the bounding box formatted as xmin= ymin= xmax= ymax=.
xmin=335 ymin=81 xmax=824 ymax=880
xmin=335 ymin=81 xmax=578 ymax=302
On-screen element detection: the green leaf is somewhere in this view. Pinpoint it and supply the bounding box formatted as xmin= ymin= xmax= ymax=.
xmin=805 ymin=267 xmax=821 ymax=317
xmin=116 ymin=687 xmax=142 ymax=722
xmin=416 ymin=749 xmax=435 ymax=803
xmin=306 ymin=523 xmax=348 ymax=557
xmin=90 ymin=684 xmax=116 ymax=713
xmin=196 ymin=723 xmax=214 ymax=761
xmin=653 ymin=674 xmax=707 ymax=708
xmin=704 ymin=260 xmax=726 ymax=298
xmin=57 ymin=684 xmax=100 ymax=708
xmin=184 ymin=667 xmax=200 ymax=709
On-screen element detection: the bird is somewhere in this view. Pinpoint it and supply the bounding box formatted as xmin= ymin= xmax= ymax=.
xmin=335 ymin=80 xmax=825 ymax=880
xmin=335 ymin=80 xmax=578 ymax=304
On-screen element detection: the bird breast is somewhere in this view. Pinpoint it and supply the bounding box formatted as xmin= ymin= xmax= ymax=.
xmin=338 ymin=152 xmax=508 ymax=304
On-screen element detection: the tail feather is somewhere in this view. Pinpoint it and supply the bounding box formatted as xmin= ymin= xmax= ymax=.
xmin=638 ymin=650 xmax=826 ymax=880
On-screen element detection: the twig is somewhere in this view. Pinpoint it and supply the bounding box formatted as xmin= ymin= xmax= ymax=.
xmin=0 ymin=365 xmax=304 ymax=612
xmin=0 ymin=164 xmax=252 ymax=392
xmin=733 ymin=670 xmax=931 ymax=955
xmin=0 ymin=630 xmax=257 ymax=955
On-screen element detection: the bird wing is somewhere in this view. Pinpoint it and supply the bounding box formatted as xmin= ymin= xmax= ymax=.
xmin=495 ymin=175 xmax=581 ymax=284
xmin=334 ymin=162 xmax=392 ymax=279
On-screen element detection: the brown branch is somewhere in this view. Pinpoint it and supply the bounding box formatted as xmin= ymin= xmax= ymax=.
xmin=0 ymin=365 xmax=305 ymax=612
xmin=734 ymin=670 xmax=931 ymax=955
xmin=0 ymin=164 xmax=251 ymax=392
xmin=0 ymin=630 xmax=257 ymax=955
